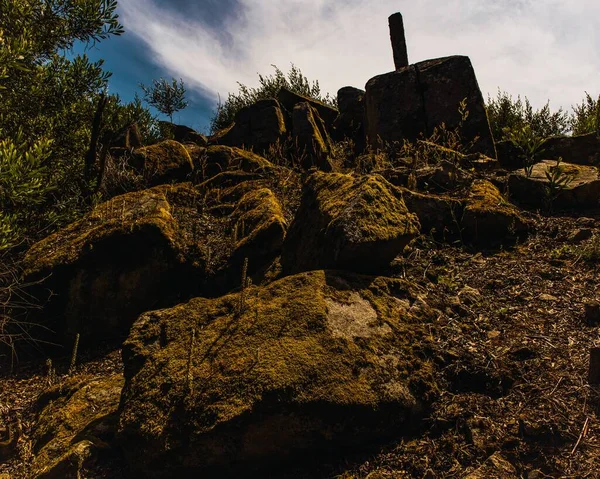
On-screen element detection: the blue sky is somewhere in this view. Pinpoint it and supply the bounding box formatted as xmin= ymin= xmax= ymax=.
xmin=80 ymin=0 xmax=600 ymax=134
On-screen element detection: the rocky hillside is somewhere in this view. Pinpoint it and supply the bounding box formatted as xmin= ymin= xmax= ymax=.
xmin=2 ymin=12 xmax=600 ymax=479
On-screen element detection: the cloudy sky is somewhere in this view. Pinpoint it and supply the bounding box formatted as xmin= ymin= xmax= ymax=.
xmin=82 ymin=0 xmax=600 ymax=133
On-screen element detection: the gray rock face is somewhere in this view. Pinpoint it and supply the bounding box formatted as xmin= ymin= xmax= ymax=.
xmin=333 ymin=86 xmax=366 ymax=151
xmin=277 ymin=87 xmax=339 ymax=130
xmin=365 ymin=56 xmax=496 ymax=158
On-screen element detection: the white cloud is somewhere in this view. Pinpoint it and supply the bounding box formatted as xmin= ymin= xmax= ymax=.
xmin=119 ymin=0 xmax=600 ymax=112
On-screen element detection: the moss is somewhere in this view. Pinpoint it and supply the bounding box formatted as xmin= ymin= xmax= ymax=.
xmin=463 ymin=180 xmax=528 ymax=243
xmin=283 ymin=172 xmax=420 ymax=273
xmin=24 ymin=185 xmax=180 ymax=276
xmin=32 ymin=374 xmax=124 ymax=478
xmin=133 ymin=140 xmax=193 ymax=185
xmin=23 ymin=184 xmax=204 ymax=276
xmin=230 ymin=187 xmax=287 ymax=252
xmin=119 ymin=270 xmax=438 ymax=476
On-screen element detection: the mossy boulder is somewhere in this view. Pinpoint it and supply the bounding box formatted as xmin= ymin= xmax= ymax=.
xmin=508 ymin=160 xmax=600 ymax=210
xmin=229 ymin=187 xmax=287 ymax=266
xmin=31 ymin=374 xmax=124 ymax=479
xmin=282 ymin=172 xmax=420 ymax=274
xmin=462 ymin=180 xmax=529 ymax=244
xmin=24 ymin=181 xmax=286 ymax=345
xmin=292 ymin=102 xmax=334 ymax=171
xmin=188 ymin=145 xmax=276 ymax=184
xmin=130 ymin=140 xmax=193 ymax=185
xmin=118 ymin=270 xmax=438 ymax=477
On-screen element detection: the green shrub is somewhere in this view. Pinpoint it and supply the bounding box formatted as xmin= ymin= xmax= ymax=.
xmin=571 ymin=92 xmax=600 ymax=136
xmin=210 ymin=64 xmax=335 ymax=133
xmin=486 ymin=89 xmax=569 ymax=142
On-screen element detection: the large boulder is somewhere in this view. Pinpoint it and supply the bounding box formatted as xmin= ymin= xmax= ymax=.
xmin=282 ymin=172 xmax=420 ymax=274
xmin=31 ymin=375 xmax=124 ymax=479
xmin=277 ymin=87 xmax=339 ymax=130
xmin=292 ymin=102 xmax=334 ymax=171
xmin=542 ymin=132 xmax=600 ymax=166
xmin=129 ymin=140 xmax=194 ymax=185
xmin=365 ymin=56 xmax=496 ymax=158
xmin=118 ymin=270 xmax=438 ymax=478
xmin=217 ymin=99 xmax=287 ymax=153
xmin=24 ymin=182 xmax=287 ymax=344
xmin=462 ymin=180 xmax=529 ymax=244
xmin=508 ymin=160 xmax=600 ymax=210
xmin=333 ymin=86 xmax=366 ymax=152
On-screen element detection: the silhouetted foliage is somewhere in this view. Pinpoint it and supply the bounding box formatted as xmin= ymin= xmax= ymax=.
xmin=486 ymin=89 xmax=570 ymax=142
xmin=210 ymin=64 xmax=335 ymax=134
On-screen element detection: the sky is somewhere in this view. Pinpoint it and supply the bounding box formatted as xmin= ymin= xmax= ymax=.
xmin=79 ymin=0 xmax=600 ymax=134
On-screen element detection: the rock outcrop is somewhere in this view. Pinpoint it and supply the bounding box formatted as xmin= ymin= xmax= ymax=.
xmin=542 ymin=132 xmax=600 ymax=166
xmin=277 ymin=87 xmax=339 ymax=131
xmin=118 ymin=270 xmax=438 ymax=478
xmin=24 ymin=181 xmax=287 ymax=344
xmin=333 ymin=86 xmax=366 ymax=152
xmin=365 ymin=56 xmax=496 ymax=158
xmin=282 ymin=172 xmax=420 ymax=274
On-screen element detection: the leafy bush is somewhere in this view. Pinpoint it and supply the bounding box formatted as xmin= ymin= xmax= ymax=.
xmin=486 ymin=90 xmax=570 ymax=142
xmin=210 ymin=64 xmax=336 ymax=133
xmin=571 ymin=92 xmax=600 ymax=136
xmin=0 ymin=1 xmax=160 ymax=250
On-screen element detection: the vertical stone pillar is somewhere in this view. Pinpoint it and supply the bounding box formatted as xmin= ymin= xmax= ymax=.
xmin=389 ymin=12 xmax=408 ymax=70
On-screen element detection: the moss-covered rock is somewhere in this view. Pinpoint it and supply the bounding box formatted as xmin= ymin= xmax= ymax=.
xmin=130 ymin=140 xmax=193 ymax=185
xmin=462 ymin=180 xmax=529 ymax=244
xmin=508 ymin=160 xmax=600 ymax=210
xmin=230 ymin=187 xmax=287 ymax=265
xmin=189 ymin=145 xmax=276 ymax=184
xmin=24 ymin=181 xmax=287 ymax=345
xmin=118 ymin=270 xmax=438 ymax=477
xmin=31 ymin=374 xmax=124 ymax=479
xmin=292 ymin=102 xmax=334 ymax=171
xmin=282 ymin=172 xmax=420 ymax=274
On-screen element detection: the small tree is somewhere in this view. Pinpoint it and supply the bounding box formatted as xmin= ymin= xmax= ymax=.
xmin=140 ymin=77 xmax=188 ymax=123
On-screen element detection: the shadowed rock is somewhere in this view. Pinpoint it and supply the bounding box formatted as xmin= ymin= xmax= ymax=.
xmin=365 ymin=56 xmax=496 ymax=158
xmin=292 ymin=102 xmax=334 ymax=171
xmin=282 ymin=172 xmax=420 ymax=274
xmin=118 ymin=270 xmax=438 ymax=478
xmin=216 ymin=99 xmax=287 ymax=153
xmin=389 ymin=13 xmax=409 ymax=70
